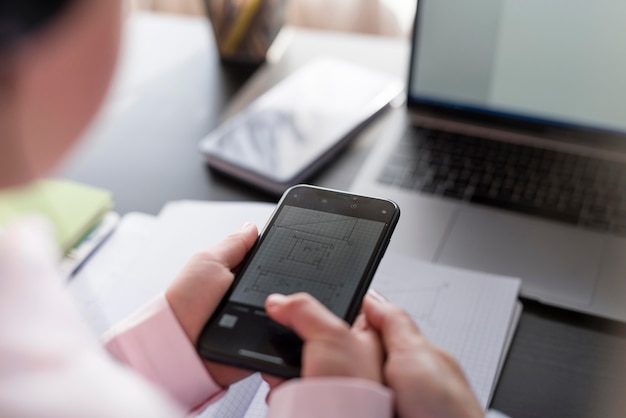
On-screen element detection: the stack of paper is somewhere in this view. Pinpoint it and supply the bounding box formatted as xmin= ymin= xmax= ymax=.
xmin=67 ymin=200 xmax=521 ymax=415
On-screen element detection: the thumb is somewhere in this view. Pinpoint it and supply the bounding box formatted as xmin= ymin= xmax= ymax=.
xmin=201 ymin=222 xmax=258 ymax=269
xmin=362 ymin=294 xmax=426 ymax=351
xmin=265 ymin=293 xmax=348 ymax=341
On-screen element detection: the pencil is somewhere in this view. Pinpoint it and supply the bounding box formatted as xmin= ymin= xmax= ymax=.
xmin=222 ymin=0 xmax=263 ymax=55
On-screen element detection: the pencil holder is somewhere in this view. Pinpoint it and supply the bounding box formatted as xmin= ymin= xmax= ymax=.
xmin=204 ymin=0 xmax=286 ymax=67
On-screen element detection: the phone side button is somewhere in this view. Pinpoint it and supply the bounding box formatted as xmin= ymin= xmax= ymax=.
xmin=238 ymin=349 xmax=285 ymax=365
xmin=218 ymin=314 xmax=239 ymax=328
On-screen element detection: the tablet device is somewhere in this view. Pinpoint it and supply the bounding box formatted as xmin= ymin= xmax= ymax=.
xmin=198 ymin=58 xmax=403 ymax=195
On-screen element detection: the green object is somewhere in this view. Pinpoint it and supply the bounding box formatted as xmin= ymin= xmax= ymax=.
xmin=0 ymin=179 xmax=114 ymax=252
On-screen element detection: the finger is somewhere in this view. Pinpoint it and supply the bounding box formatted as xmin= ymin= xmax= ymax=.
xmin=203 ymin=361 xmax=253 ymax=388
xmin=352 ymin=312 xmax=370 ymax=332
xmin=177 ymin=222 xmax=257 ymax=293
xmin=352 ymin=289 xmax=387 ymax=331
xmin=367 ymin=288 xmax=387 ymax=303
xmin=261 ymin=374 xmax=286 ymax=392
xmin=165 ymin=224 xmax=257 ymax=345
xmin=262 ymin=374 xmax=287 ymax=404
xmin=165 ymin=261 xmax=234 ymax=343
xmin=362 ymin=295 xmax=427 ymax=351
xmin=201 ymin=222 xmax=258 ymax=269
xmin=265 ymin=293 xmax=348 ymax=341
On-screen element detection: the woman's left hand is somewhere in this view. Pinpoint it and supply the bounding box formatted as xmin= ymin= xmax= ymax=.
xmin=165 ymin=222 xmax=258 ymax=388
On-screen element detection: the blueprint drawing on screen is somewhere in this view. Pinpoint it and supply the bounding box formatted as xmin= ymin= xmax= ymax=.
xmin=230 ymin=206 xmax=384 ymax=317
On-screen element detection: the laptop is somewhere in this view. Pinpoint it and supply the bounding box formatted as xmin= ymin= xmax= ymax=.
xmin=351 ymin=0 xmax=626 ymax=322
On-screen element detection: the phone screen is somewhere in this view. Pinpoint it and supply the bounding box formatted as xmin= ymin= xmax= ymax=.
xmin=197 ymin=185 xmax=399 ymax=377
xmin=231 ymin=205 xmax=386 ymax=317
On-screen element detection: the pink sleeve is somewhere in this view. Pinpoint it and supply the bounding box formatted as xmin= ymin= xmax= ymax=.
xmin=267 ymin=377 xmax=393 ymax=418
xmin=101 ymin=294 xmax=224 ymax=412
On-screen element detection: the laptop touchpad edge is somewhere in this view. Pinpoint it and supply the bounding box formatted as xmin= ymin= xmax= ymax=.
xmin=437 ymin=206 xmax=604 ymax=306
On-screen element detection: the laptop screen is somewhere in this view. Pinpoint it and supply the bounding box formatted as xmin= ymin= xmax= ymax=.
xmin=408 ymin=0 xmax=626 ymax=134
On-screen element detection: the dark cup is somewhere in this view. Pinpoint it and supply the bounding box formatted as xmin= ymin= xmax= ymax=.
xmin=204 ymin=0 xmax=286 ymax=67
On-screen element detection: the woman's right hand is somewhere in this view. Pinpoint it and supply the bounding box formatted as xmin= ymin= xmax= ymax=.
xmin=264 ymin=292 xmax=384 ymax=383
xmin=363 ymin=294 xmax=484 ymax=418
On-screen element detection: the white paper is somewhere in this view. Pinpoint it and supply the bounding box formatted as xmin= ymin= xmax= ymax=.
xmin=96 ymin=201 xmax=273 ymax=327
xmin=198 ymin=374 xmax=268 ymax=418
xmin=199 ymin=374 xmax=266 ymax=418
xmin=371 ymin=253 xmax=521 ymax=407
xmin=67 ymin=212 xmax=159 ymax=335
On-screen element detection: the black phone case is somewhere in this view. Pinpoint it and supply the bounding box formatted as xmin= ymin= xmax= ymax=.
xmin=196 ymin=185 xmax=400 ymax=377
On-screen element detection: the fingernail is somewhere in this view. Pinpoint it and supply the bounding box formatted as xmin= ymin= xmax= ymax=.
xmin=241 ymin=221 xmax=255 ymax=231
xmin=266 ymin=293 xmax=287 ymax=310
xmin=368 ymin=288 xmax=387 ymax=303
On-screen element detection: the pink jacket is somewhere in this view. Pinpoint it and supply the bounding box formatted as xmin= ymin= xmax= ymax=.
xmin=0 ymin=218 xmax=392 ymax=417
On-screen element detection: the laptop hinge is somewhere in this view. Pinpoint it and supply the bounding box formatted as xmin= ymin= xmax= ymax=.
xmin=410 ymin=113 xmax=626 ymax=164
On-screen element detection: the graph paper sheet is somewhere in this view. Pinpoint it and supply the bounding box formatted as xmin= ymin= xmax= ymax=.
xmin=371 ymin=253 xmax=521 ymax=408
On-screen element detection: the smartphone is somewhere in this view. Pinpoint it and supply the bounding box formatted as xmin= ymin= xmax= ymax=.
xmin=196 ymin=185 xmax=400 ymax=378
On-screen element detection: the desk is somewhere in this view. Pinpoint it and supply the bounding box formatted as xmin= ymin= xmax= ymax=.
xmin=58 ymin=12 xmax=626 ymax=418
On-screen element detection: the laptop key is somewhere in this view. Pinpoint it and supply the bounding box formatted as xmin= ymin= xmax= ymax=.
xmin=378 ymin=126 xmax=626 ymax=236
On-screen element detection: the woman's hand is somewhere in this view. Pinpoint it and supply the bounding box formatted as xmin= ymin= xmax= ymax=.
xmin=264 ymin=292 xmax=384 ymax=386
xmin=165 ymin=222 xmax=258 ymax=388
xmin=363 ymin=294 xmax=484 ymax=418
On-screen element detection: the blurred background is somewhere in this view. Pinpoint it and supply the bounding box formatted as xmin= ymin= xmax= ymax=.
xmin=128 ymin=0 xmax=416 ymax=38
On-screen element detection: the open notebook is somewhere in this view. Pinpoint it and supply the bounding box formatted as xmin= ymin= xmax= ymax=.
xmin=67 ymin=200 xmax=521 ymax=412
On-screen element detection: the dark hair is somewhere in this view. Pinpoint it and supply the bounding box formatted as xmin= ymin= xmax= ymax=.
xmin=0 ymin=0 xmax=72 ymax=50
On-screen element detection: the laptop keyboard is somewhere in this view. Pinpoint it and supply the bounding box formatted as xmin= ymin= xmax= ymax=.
xmin=378 ymin=126 xmax=626 ymax=235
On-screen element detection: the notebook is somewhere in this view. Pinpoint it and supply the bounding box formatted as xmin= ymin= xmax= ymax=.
xmin=351 ymin=0 xmax=626 ymax=322
xmin=0 ymin=179 xmax=114 ymax=253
